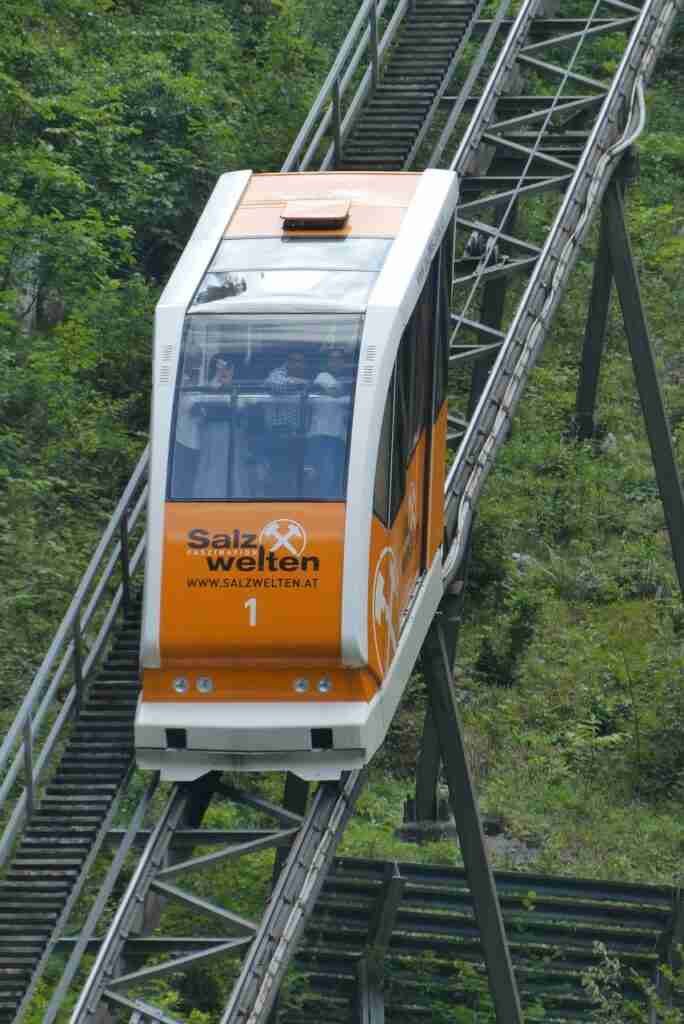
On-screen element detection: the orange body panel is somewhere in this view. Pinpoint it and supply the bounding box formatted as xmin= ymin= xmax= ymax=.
xmin=143 ymin=665 xmax=378 ymax=703
xmin=159 ymin=502 xmax=345 ymax=664
xmin=238 ymin=172 xmax=422 ymax=208
xmin=427 ymin=403 xmax=448 ymax=563
xmin=367 ymin=434 xmax=432 ymax=684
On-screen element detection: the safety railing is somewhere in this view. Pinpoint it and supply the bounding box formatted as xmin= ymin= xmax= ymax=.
xmin=0 ymin=447 xmax=150 ymax=868
xmin=281 ymin=0 xmax=410 ymax=172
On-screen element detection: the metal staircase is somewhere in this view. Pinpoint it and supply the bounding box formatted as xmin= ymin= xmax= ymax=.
xmin=340 ymin=1 xmax=478 ymax=169
xmin=0 ymin=601 xmax=141 ymax=1024
xmin=290 ymin=857 xmax=678 ymax=1022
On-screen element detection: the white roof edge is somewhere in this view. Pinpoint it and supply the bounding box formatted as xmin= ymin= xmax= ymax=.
xmin=187 ymin=298 xmax=366 ymax=315
xmin=156 ymin=170 xmax=253 ymax=313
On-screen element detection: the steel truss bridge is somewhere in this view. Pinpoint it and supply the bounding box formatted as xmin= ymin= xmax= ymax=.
xmin=2 ymin=1 xmax=683 ymax=1021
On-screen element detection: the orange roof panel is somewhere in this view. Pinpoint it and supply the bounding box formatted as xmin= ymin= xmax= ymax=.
xmin=225 ymin=171 xmax=421 ymax=239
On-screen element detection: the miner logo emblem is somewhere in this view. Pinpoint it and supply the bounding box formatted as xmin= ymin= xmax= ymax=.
xmin=259 ymin=519 xmax=307 ymax=557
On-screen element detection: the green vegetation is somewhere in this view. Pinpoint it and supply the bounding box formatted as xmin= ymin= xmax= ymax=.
xmin=2 ymin=2 xmax=684 ymax=1021
xmin=0 ymin=0 xmax=357 ymax=721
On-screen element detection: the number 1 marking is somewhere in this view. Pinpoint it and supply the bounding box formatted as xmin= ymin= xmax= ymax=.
xmin=244 ymin=597 xmax=257 ymax=627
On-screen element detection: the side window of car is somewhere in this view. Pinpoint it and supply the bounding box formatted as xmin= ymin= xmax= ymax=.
xmin=373 ymin=377 xmax=394 ymax=525
xmin=433 ymin=234 xmax=452 ymax=419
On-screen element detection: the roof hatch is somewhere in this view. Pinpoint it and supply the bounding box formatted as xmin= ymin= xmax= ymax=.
xmin=281 ymin=199 xmax=351 ymax=230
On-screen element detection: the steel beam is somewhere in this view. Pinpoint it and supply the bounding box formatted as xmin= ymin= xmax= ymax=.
xmin=421 ymin=617 xmax=523 ymax=1024
xmin=354 ymin=863 xmax=406 ymax=1023
xmin=573 ymin=196 xmax=614 ymax=440
xmin=604 ymin=181 xmax=684 ymax=597
xmin=355 ymin=957 xmax=385 ymax=1024
xmin=415 ymin=578 xmax=469 ymax=822
xmin=268 ymin=773 xmax=310 ymax=1024
xmin=468 ymin=203 xmax=519 ymax=417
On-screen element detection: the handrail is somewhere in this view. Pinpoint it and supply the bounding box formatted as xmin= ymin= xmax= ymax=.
xmin=0 ymin=446 xmax=150 ymax=865
xmin=319 ymin=0 xmax=410 ymax=171
xmin=282 ymin=0 xmax=408 ymax=172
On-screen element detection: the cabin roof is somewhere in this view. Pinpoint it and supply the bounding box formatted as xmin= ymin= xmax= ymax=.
xmin=225 ymin=172 xmax=422 ymax=239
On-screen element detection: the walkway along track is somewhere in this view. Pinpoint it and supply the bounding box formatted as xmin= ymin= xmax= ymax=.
xmin=0 ymin=606 xmax=140 ymax=1024
xmin=0 ymin=1 xmax=681 ymax=1022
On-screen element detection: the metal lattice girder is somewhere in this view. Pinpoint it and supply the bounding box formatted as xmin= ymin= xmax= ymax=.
xmin=63 ymin=772 xmax=365 ymax=1024
xmin=421 ymin=617 xmax=523 ymax=1024
xmin=442 ymin=0 xmax=681 ymax=583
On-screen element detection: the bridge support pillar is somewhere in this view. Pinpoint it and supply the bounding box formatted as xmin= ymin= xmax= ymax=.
xmin=574 ymin=170 xmax=684 ymax=597
xmin=420 ymin=615 xmax=523 ymax=1024
xmin=414 ymin=575 xmax=468 ymax=823
xmin=354 ymin=862 xmax=405 ymax=1023
xmin=573 ymin=195 xmax=614 ymax=440
xmin=605 ymin=181 xmax=684 ymax=598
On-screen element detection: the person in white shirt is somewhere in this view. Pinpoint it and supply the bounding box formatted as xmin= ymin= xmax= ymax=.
xmin=306 ymin=348 xmax=349 ymax=498
xmin=194 ymin=356 xmax=236 ymax=499
xmin=172 ymin=370 xmax=202 ymax=498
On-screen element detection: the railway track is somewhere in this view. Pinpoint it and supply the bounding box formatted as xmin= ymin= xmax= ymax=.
xmin=1 ymin=1 xmax=681 ymax=1020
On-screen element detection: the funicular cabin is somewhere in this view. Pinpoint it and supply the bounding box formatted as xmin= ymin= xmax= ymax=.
xmin=136 ymin=170 xmax=458 ymax=781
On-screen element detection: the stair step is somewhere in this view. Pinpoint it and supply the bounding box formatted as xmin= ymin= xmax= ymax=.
xmin=78 ymin=710 xmax=134 ymax=720
xmin=19 ymin=833 xmax=92 ymax=846
xmin=7 ymin=868 xmax=81 ymax=880
xmin=58 ymin=762 xmax=128 ymax=774
xmin=0 ymin=905 xmax=62 ymax=913
xmin=0 ymin=917 xmax=56 ymax=933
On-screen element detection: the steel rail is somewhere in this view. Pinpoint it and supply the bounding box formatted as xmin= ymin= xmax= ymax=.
xmin=447 ymin=0 xmax=616 ymax=352
xmin=69 ymin=785 xmax=189 ymax=1023
xmin=445 ymin=0 xmax=548 ymax=176
xmin=442 ymin=0 xmax=679 ymax=582
xmin=220 ymin=770 xmax=366 ymax=1024
xmin=68 ymin=773 xmax=366 ymax=1024
xmin=427 ymin=0 xmax=514 ymax=170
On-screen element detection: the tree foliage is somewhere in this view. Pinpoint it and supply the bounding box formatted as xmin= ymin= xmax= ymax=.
xmin=0 ymin=0 xmax=356 ymax=504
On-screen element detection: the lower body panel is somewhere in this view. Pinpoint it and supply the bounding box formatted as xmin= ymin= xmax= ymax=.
xmin=135 ymin=553 xmax=444 ymax=781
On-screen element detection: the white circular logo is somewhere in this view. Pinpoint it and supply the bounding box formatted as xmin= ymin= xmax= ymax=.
xmin=259 ymin=519 xmax=307 ymax=557
xmin=372 ymin=547 xmax=400 ymax=675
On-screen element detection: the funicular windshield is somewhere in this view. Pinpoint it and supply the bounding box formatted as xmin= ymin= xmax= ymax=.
xmin=168 ymin=314 xmax=362 ymax=502
xmin=192 ymin=236 xmax=390 ymax=307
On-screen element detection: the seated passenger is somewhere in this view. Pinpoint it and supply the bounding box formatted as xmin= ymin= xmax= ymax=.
xmin=306 ymin=348 xmax=349 ymax=499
